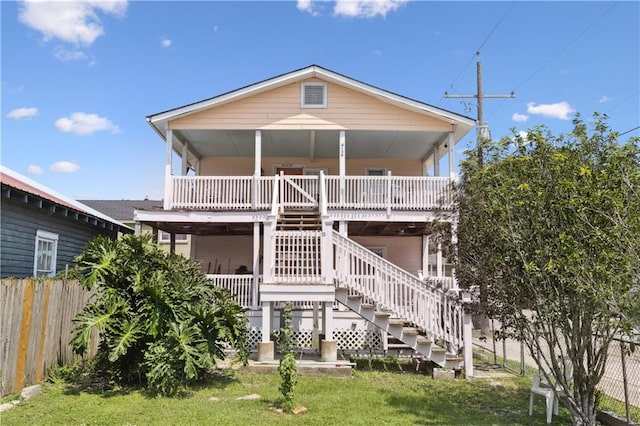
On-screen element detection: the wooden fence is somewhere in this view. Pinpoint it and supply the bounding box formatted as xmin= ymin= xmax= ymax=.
xmin=0 ymin=279 xmax=97 ymax=396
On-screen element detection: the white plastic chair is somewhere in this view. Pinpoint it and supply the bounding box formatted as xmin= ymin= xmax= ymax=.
xmin=528 ymin=373 xmax=558 ymax=423
xmin=528 ymin=358 xmax=572 ymax=424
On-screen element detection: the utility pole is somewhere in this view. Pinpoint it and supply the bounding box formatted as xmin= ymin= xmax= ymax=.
xmin=445 ymin=59 xmax=514 ymax=167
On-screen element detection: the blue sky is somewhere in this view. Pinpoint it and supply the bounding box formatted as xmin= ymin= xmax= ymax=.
xmin=2 ymin=0 xmax=638 ymax=200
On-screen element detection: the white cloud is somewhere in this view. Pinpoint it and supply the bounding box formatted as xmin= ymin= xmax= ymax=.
xmin=297 ymin=0 xmax=319 ymax=16
xmin=6 ymin=107 xmax=38 ymax=119
xmin=18 ymin=0 xmax=128 ymax=46
xmin=512 ymin=113 xmax=529 ymax=123
xmin=160 ymin=37 xmax=171 ymax=48
xmin=373 ymin=49 xmax=382 ymax=56
xmin=55 ymin=112 xmax=120 ymax=135
xmin=598 ymin=96 xmax=611 ymax=103
xmin=526 ymin=101 xmax=575 ymax=120
xmin=213 ymin=25 xmax=219 ymax=32
xmin=27 ymin=165 xmax=43 ymax=174
xmin=54 ymin=46 xmax=88 ymax=61
xmin=50 ymin=161 xmax=80 ymax=173
xmin=334 ymin=0 xmax=408 ymax=18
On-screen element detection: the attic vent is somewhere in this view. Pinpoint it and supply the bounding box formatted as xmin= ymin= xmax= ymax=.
xmin=301 ymin=83 xmax=327 ymax=108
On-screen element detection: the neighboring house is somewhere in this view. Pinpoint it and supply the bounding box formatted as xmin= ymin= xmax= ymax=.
xmin=79 ymin=199 xmax=192 ymax=258
xmin=0 ymin=166 xmax=132 ymax=279
xmin=138 ymin=65 xmax=476 ymax=374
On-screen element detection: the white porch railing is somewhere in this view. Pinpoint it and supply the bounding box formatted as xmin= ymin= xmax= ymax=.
xmin=171 ymin=176 xmax=273 ymax=210
xmin=272 ymin=230 xmax=323 ymax=284
xmin=167 ymin=174 xmax=452 ymax=211
xmin=332 ymin=230 xmax=462 ymax=351
xmin=325 ymin=174 xmax=453 ymax=210
xmin=206 ymin=274 xmax=259 ymax=308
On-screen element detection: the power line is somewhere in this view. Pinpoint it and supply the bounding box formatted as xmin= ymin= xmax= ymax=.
xmin=619 ymin=126 xmax=640 ymax=137
xmin=512 ymin=2 xmax=618 ymax=92
xmin=487 ymin=1 xmax=620 ymax=120
xmin=438 ymin=2 xmax=514 ymax=106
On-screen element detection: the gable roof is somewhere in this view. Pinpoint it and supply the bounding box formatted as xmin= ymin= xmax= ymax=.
xmin=0 ymin=165 xmax=133 ymax=234
xmin=147 ymin=64 xmax=475 ymax=138
xmin=80 ymin=199 xmax=164 ymax=222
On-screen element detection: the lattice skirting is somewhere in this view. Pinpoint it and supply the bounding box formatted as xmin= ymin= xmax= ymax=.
xmin=244 ymin=327 xmax=384 ymax=351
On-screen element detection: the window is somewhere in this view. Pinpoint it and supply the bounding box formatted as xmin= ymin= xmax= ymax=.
xmin=33 ymin=230 xmax=58 ymax=277
xmin=301 ymin=83 xmax=327 ymax=108
xmin=159 ymin=232 xmax=188 ymax=243
xmin=365 ymin=167 xmax=387 ymax=176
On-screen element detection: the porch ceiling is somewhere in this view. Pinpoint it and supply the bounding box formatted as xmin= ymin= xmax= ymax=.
xmin=148 ymin=220 xmax=433 ymax=237
xmin=175 ymin=129 xmax=446 ymax=160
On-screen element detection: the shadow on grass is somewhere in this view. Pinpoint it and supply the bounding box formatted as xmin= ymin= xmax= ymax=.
xmin=56 ymin=364 xmax=239 ymax=400
xmin=384 ymin=376 xmax=572 ymax=425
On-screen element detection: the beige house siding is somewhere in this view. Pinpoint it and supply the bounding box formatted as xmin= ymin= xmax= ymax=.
xmin=193 ymin=235 xmax=254 ymax=274
xmin=199 ymin=157 xmax=424 ymax=176
xmin=351 ymin=236 xmax=422 ymax=275
xmin=169 ymin=79 xmax=451 ymax=132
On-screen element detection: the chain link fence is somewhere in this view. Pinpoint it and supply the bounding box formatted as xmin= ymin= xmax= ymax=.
xmin=473 ymin=324 xmax=639 ymax=424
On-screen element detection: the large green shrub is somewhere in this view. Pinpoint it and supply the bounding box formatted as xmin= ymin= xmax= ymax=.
xmin=72 ymin=234 xmax=248 ymax=396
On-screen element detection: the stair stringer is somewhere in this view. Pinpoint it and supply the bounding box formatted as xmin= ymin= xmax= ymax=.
xmin=334 ymin=288 xmax=462 ymax=370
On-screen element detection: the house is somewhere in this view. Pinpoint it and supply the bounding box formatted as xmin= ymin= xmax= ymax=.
xmin=136 ymin=65 xmax=476 ymax=375
xmin=79 ymin=199 xmax=192 ymax=258
xmin=0 ymin=166 xmax=132 ymax=279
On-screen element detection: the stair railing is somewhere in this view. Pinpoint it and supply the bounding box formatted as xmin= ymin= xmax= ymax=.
xmin=332 ymin=230 xmax=463 ymax=352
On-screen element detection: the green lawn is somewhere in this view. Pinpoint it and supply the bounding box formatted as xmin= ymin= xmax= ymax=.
xmin=1 ymin=368 xmax=571 ymax=425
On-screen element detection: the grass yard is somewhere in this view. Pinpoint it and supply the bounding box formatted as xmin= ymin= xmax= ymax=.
xmin=1 ymin=367 xmax=571 ymax=425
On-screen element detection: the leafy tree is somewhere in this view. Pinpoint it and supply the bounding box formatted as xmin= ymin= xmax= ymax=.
xmin=72 ymin=234 xmax=248 ymax=396
xmin=454 ymin=113 xmax=639 ymax=425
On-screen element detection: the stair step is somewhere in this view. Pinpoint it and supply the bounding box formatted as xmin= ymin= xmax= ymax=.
xmin=431 ymin=347 xmax=447 ymax=354
xmin=360 ymin=303 xmax=375 ymax=310
xmin=402 ymin=327 xmax=419 ymax=336
xmin=387 ymin=343 xmax=413 ymax=350
xmin=374 ymin=311 xmax=391 ymax=318
xmin=388 ymin=319 xmax=405 ymax=326
xmin=416 ymin=336 xmax=432 ymax=345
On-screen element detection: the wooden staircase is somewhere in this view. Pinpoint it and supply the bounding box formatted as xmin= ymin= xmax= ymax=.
xmin=335 ymin=288 xmax=463 ymax=370
xmin=276 ymin=209 xmax=321 ymax=231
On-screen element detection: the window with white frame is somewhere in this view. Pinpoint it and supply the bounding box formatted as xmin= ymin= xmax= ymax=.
xmin=301 ymin=82 xmax=327 ymax=108
xmin=34 ymin=230 xmax=58 ymax=277
xmin=159 ymin=232 xmax=188 ymax=243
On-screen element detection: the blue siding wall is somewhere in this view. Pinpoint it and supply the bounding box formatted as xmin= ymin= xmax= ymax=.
xmin=1 ymin=198 xmax=118 ymax=278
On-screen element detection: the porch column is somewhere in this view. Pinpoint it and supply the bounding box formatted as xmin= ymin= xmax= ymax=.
xmin=134 ymin=222 xmax=142 ymax=236
xmin=252 ymin=222 xmax=260 ymax=309
xmin=258 ymin=301 xmax=274 ymax=361
xmin=169 ymin=233 xmax=176 ymax=255
xmin=339 ymin=130 xmax=347 ymax=236
xmin=433 ymin=143 xmax=440 ymax=177
xmin=181 ymin=141 xmax=189 ymax=176
xmin=253 ymin=130 xmax=262 ymax=209
xmin=195 ymin=158 xmax=200 ymax=176
xmin=448 ymin=132 xmax=456 ymax=179
xmin=321 ymin=301 xmax=336 ymax=362
xmin=164 ymin=128 xmax=173 ymax=210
